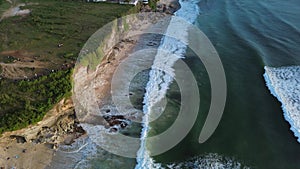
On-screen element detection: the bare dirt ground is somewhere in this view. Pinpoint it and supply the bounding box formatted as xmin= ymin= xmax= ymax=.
xmin=0 ymin=3 xmax=30 ymax=21
xmin=0 ymin=50 xmax=50 ymax=79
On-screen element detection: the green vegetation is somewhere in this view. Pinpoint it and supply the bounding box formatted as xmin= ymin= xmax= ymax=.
xmin=149 ymin=0 xmax=158 ymax=11
xmin=0 ymin=0 xmax=11 ymax=16
xmin=0 ymin=0 xmax=138 ymax=134
xmin=78 ymin=3 xmax=142 ymax=71
xmin=0 ymin=0 xmax=133 ymax=63
xmin=0 ymin=69 xmax=72 ymax=133
xmin=78 ymin=20 xmax=116 ymax=70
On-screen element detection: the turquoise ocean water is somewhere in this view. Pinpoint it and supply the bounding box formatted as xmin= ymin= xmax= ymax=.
xmin=49 ymin=0 xmax=300 ymax=168
xmin=150 ymin=0 xmax=300 ymax=168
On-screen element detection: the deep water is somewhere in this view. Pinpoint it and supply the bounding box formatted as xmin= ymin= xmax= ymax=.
xmin=150 ymin=0 xmax=300 ymax=168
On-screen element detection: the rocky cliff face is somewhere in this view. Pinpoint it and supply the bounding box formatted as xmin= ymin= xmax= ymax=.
xmin=73 ymin=12 xmax=169 ymax=110
xmin=0 ymin=1 xmax=181 ymax=168
xmin=0 ymin=9 xmax=177 ymax=150
xmin=0 ymin=98 xmax=85 ymax=168
xmin=1 ymin=99 xmax=85 ymax=147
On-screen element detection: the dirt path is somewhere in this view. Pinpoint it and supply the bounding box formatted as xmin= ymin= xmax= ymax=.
xmin=0 ymin=61 xmax=48 ymax=69
xmin=0 ymin=2 xmax=31 ymax=21
xmin=0 ymin=61 xmax=48 ymax=79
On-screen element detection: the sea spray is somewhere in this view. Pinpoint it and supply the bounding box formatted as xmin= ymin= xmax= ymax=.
xmin=135 ymin=0 xmax=201 ymax=168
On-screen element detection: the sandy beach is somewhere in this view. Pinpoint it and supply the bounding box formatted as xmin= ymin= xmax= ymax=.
xmin=0 ymin=1 xmax=180 ymax=168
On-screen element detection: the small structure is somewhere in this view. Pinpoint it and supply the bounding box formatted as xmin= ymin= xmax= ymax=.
xmin=58 ymin=43 xmax=64 ymax=48
xmin=119 ymin=0 xmax=139 ymax=5
xmin=87 ymin=0 xmax=142 ymax=6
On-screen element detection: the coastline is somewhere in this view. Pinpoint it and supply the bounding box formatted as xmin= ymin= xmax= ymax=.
xmin=0 ymin=98 xmax=85 ymax=168
xmin=0 ymin=1 xmax=181 ymax=168
xmin=135 ymin=0 xmax=201 ymax=167
xmin=0 ymin=0 xmax=299 ymax=169
xmin=70 ymin=12 xmax=174 ymax=169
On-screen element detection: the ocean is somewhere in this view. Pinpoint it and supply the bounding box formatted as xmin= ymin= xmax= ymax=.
xmin=148 ymin=0 xmax=300 ymax=168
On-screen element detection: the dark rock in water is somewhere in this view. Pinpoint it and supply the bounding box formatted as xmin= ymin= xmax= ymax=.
xmin=109 ymin=127 xmax=118 ymax=133
xmin=120 ymin=121 xmax=127 ymax=128
xmin=9 ymin=135 xmax=27 ymax=143
xmin=146 ymin=41 xmax=158 ymax=46
xmin=103 ymin=115 xmax=125 ymax=120
xmin=103 ymin=115 xmax=130 ymax=128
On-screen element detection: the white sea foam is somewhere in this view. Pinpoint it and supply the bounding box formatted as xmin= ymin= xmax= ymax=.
xmin=135 ymin=0 xmax=201 ymax=168
xmin=135 ymin=153 xmax=250 ymax=169
xmin=48 ymin=136 xmax=98 ymax=169
xmin=163 ymin=153 xmax=250 ymax=169
xmin=264 ymin=66 xmax=300 ymax=143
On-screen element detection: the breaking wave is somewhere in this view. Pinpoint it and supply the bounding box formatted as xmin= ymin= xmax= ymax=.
xmin=135 ymin=153 xmax=250 ymax=169
xmin=264 ymin=66 xmax=300 ymax=143
xmin=164 ymin=153 xmax=250 ymax=169
xmin=135 ymin=0 xmax=201 ymax=168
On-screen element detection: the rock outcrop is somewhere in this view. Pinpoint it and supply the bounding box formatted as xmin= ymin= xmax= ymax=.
xmin=1 ymin=98 xmax=85 ymax=148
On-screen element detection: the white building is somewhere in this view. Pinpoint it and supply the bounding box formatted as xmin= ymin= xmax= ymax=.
xmin=86 ymin=0 xmax=143 ymax=6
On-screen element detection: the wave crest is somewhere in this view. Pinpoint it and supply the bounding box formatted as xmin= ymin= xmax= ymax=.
xmin=264 ymin=65 xmax=300 ymax=143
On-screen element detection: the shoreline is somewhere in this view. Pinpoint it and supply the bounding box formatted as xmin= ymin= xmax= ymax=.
xmin=135 ymin=0 xmax=202 ymax=167
xmin=0 ymin=1 xmax=180 ymax=168
xmin=70 ymin=13 xmax=173 ymax=168
xmin=0 ymin=98 xmax=85 ymax=168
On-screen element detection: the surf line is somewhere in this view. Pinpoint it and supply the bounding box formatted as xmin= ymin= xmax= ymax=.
xmin=135 ymin=0 xmax=200 ymax=168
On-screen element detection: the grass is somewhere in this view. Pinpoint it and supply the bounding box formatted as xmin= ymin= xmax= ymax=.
xmin=0 ymin=0 xmax=133 ymax=63
xmin=0 ymin=0 xmax=11 ymax=16
xmin=0 ymin=0 xmax=136 ymax=134
xmin=0 ymin=69 xmax=72 ymax=133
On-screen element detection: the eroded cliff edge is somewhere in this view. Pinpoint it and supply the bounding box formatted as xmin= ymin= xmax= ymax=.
xmin=0 ymin=1 xmax=181 ymax=168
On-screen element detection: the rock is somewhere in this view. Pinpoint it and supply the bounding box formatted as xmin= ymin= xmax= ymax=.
xmin=44 ymin=143 xmax=55 ymax=149
xmin=63 ymin=135 xmax=74 ymax=145
xmin=9 ymin=135 xmax=26 ymax=143
xmin=120 ymin=121 xmax=127 ymax=128
xmin=102 ymin=115 xmax=130 ymax=130
xmin=109 ymin=128 xmax=118 ymax=133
